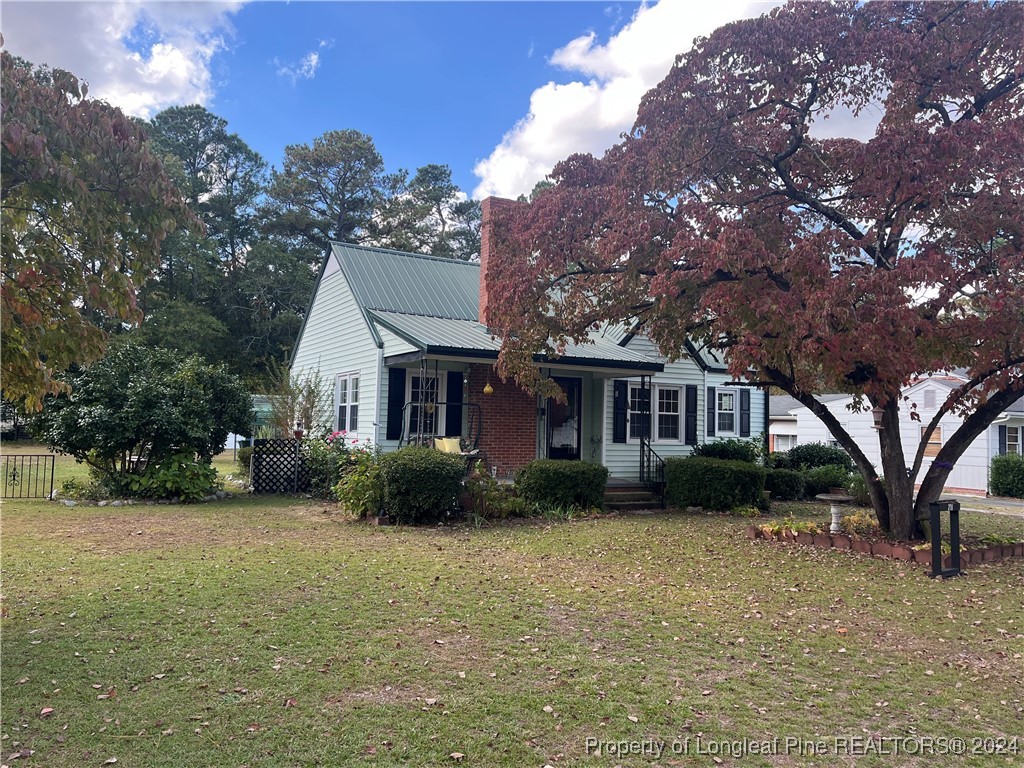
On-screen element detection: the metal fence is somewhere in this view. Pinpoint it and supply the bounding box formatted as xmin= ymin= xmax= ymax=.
xmin=250 ymin=439 xmax=310 ymax=494
xmin=2 ymin=454 xmax=55 ymax=499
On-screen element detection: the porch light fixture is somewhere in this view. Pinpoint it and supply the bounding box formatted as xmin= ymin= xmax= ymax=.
xmin=871 ymin=407 xmax=883 ymax=430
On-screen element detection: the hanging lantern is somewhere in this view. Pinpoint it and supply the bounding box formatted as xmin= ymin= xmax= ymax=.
xmin=483 ymin=382 xmax=494 ymax=395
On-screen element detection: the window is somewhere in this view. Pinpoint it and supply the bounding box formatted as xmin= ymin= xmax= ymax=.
xmin=717 ymin=390 xmax=736 ymax=434
xmin=628 ymin=384 xmax=651 ymax=440
xmin=922 ymin=425 xmax=942 ymax=458
xmin=1007 ymin=426 xmax=1021 ymax=455
xmin=407 ymin=375 xmax=443 ymax=436
xmin=774 ymin=434 xmax=797 ymax=452
xmin=335 ymin=373 xmax=359 ymax=433
xmin=656 ymin=386 xmax=681 ymax=441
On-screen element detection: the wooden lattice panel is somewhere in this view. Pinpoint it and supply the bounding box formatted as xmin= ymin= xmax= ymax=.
xmin=251 ymin=439 xmax=311 ymax=494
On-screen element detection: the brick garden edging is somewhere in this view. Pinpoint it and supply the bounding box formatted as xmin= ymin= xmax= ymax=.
xmin=746 ymin=525 xmax=1024 ymax=568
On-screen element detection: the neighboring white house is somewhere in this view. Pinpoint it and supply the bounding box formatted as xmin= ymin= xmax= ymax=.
xmin=769 ymin=375 xmax=1024 ymax=495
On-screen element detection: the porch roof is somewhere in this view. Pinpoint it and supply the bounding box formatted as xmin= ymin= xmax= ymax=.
xmin=369 ymin=310 xmax=663 ymax=374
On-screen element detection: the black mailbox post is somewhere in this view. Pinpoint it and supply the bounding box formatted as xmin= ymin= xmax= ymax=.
xmin=929 ymin=499 xmax=962 ymax=579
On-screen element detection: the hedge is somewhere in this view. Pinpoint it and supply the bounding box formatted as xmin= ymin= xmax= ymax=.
xmin=784 ymin=443 xmax=854 ymax=472
xmin=990 ymin=453 xmax=1024 ymax=498
xmin=515 ymin=460 xmax=609 ymax=510
xmin=665 ymin=456 xmax=766 ymax=511
xmin=765 ymin=468 xmax=805 ymax=501
xmin=379 ymin=447 xmax=465 ymax=525
xmin=693 ymin=438 xmax=760 ymax=464
xmin=802 ymin=464 xmax=853 ymax=497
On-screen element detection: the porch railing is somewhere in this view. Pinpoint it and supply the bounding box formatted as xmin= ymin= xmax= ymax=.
xmin=639 ymin=438 xmax=666 ymax=509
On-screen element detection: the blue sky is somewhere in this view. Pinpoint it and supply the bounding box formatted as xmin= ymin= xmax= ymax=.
xmin=2 ymin=1 xmax=781 ymax=198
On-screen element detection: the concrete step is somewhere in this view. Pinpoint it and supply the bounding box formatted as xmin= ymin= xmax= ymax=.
xmin=606 ymin=499 xmax=662 ymax=513
xmin=604 ymin=490 xmax=656 ymax=503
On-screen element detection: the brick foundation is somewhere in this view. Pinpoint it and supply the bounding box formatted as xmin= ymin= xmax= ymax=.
xmin=466 ymin=363 xmax=538 ymax=477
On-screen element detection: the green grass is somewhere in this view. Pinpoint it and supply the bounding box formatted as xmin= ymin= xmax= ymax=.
xmin=2 ymin=498 xmax=1022 ymax=767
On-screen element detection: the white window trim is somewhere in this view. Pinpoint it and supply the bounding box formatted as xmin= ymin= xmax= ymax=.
xmin=1005 ymin=425 xmax=1021 ymax=456
xmin=715 ymin=387 xmax=738 ymax=437
xmin=405 ymin=373 xmax=447 ymax=438
xmin=654 ymin=384 xmax=683 ymax=444
xmin=335 ymin=372 xmax=360 ymax=435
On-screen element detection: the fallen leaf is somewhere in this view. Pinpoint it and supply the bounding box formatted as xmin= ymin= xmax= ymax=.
xmin=627 ymin=715 xmax=639 ymax=723
xmin=284 ymin=698 xmax=297 ymax=708
xmin=449 ymin=753 xmax=465 ymax=762
xmin=103 ymin=759 xmax=118 ymax=765
xmin=40 ymin=707 xmax=55 ymax=718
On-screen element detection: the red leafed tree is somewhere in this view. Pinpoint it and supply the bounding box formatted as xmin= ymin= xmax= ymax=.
xmin=487 ymin=1 xmax=1024 ymax=539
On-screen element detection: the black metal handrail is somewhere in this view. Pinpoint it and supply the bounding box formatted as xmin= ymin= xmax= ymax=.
xmin=639 ymin=438 xmax=666 ymax=509
xmin=398 ymin=401 xmax=482 ymax=449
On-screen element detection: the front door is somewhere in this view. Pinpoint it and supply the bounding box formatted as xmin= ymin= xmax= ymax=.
xmin=547 ymin=377 xmax=582 ymax=461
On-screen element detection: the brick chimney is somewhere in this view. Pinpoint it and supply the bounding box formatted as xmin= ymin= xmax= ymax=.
xmin=479 ymin=196 xmax=517 ymax=328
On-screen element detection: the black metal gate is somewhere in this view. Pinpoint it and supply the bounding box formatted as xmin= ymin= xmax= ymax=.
xmin=250 ymin=439 xmax=310 ymax=494
xmin=2 ymin=454 xmax=56 ymax=499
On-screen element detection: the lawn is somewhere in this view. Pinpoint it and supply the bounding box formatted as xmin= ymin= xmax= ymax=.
xmin=2 ymin=492 xmax=1022 ymax=767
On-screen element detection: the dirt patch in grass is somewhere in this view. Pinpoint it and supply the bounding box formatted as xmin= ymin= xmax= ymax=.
xmin=326 ymin=683 xmax=436 ymax=709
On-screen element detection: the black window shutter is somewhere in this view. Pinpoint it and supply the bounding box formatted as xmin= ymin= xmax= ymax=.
xmin=740 ymin=389 xmax=751 ymax=437
xmin=706 ymin=386 xmax=716 ymax=437
xmin=684 ymin=385 xmax=698 ymax=445
xmin=386 ymin=368 xmax=406 ymax=441
xmin=998 ymin=425 xmax=1007 ymax=455
xmin=445 ymin=371 xmax=463 ymax=438
xmin=612 ymin=380 xmax=628 ymax=443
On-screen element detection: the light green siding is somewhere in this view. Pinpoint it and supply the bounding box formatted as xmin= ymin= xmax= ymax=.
xmin=602 ymin=336 xmax=705 ymax=479
xmin=376 ymin=324 xmax=417 ymax=357
xmin=291 ymin=268 xmax=381 ymax=442
xmin=705 ymin=371 xmax=768 ymax=448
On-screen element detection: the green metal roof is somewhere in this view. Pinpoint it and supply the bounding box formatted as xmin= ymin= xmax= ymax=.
xmin=368 ymin=310 xmax=662 ymax=372
xmin=333 ymin=242 xmax=480 ymax=320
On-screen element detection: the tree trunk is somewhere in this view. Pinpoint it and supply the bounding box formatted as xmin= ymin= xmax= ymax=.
xmin=877 ymin=402 xmax=918 ymax=540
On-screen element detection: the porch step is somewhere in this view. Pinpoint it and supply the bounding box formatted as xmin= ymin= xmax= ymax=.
xmin=604 ymin=485 xmax=661 ymax=512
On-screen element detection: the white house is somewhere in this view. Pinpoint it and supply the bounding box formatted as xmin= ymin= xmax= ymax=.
xmin=289 ymin=197 xmax=768 ymax=483
xmin=769 ymin=375 xmax=1024 ymax=495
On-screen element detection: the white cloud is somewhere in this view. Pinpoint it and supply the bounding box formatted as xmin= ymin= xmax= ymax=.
xmin=275 ymin=49 xmax=321 ymax=85
xmin=0 ymin=1 xmax=244 ymax=119
xmin=473 ymin=0 xmax=782 ymax=200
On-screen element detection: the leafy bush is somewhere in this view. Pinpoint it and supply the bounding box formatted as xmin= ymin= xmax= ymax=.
xmin=784 ymin=443 xmax=854 ymax=472
xmin=303 ymin=433 xmax=351 ymax=499
xmin=731 ymin=505 xmax=762 ymax=518
xmin=847 ymin=472 xmax=884 ymax=506
xmin=334 ymin=447 xmax=383 ymax=517
xmin=802 ymin=464 xmax=853 ymax=497
xmin=379 ymin=447 xmax=465 ymax=525
xmin=841 ymin=511 xmax=882 ymax=538
xmin=236 ymin=446 xmax=254 ymax=477
xmin=767 ymin=451 xmax=794 ymax=469
xmin=765 ymin=468 xmax=805 ymax=501
xmin=664 ymin=456 xmax=766 ymax=511
xmin=693 ymin=438 xmax=760 ymax=464
xmin=127 ymin=452 xmax=219 ymax=501
xmin=37 ymin=341 xmax=252 ymax=497
xmin=463 ymin=462 xmax=528 ymax=519
xmin=990 ymin=453 xmax=1024 ymax=498
xmin=514 ymin=460 xmax=609 ymax=510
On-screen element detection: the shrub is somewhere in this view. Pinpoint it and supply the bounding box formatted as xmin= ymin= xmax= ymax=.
xmin=303 ymin=433 xmax=351 ymax=499
xmin=126 ymin=452 xmax=219 ymax=501
xmin=664 ymin=456 xmax=766 ymax=511
xmin=785 ymin=443 xmax=854 ymax=472
xmin=36 ymin=341 xmax=252 ymax=497
xmin=334 ymin=447 xmax=383 ymax=517
xmin=841 ymin=511 xmax=882 ymax=538
xmin=693 ymin=438 xmax=761 ymax=464
xmin=765 ymin=468 xmax=805 ymax=500
xmin=463 ymin=462 xmax=528 ymax=520
xmin=767 ymin=451 xmax=794 ymax=469
xmin=236 ymin=446 xmax=254 ymax=477
xmin=379 ymin=447 xmax=465 ymax=525
xmin=514 ymin=460 xmax=609 ymax=510
xmin=990 ymin=453 xmax=1024 ymax=498
xmin=802 ymin=464 xmax=853 ymax=497
xmin=847 ymin=472 xmax=884 ymax=506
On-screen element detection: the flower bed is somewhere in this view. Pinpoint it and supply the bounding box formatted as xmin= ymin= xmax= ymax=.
xmin=747 ymin=524 xmax=1024 ymax=568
